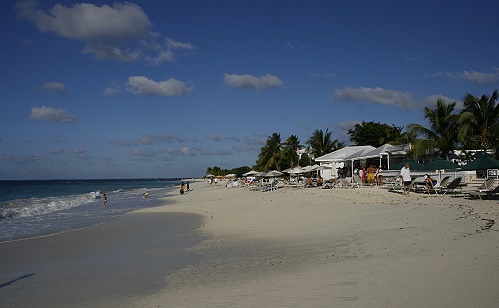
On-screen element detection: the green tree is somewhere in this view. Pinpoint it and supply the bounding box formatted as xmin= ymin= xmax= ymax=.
xmin=255 ymin=133 xmax=283 ymax=171
xmin=458 ymin=90 xmax=499 ymax=152
xmin=307 ymin=129 xmax=344 ymax=159
xmin=348 ymin=121 xmax=402 ymax=147
xmin=407 ymin=99 xmax=460 ymax=159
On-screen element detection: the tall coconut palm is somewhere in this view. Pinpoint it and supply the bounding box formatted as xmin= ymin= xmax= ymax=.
xmin=458 ymin=90 xmax=499 ymax=151
xmin=407 ymin=99 xmax=460 ymax=159
xmin=307 ymin=129 xmax=344 ymax=159
xmin=255 ymin=133 xmax=282 ymax=171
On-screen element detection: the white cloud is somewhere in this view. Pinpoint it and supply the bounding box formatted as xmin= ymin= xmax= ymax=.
xmin=127 ymin=76 xmax=192 ymax=96
xmin=207 ymin=134 xmax=222 ymax=141
xmin=15 ymin=1 xmax=151 ymax=42
xmin=42 ymin=81 xmax=65 ymax=94
xmin=334 ymin=86 xmax=460 ymax=110
xmin=224 ymin=73 xmax=284 ymax=90
xmin=180 ymin=146 xmax=195 ymax=156
xmin=165 ymin=38 xmax=194 ymax=50
xmin=425 ymin=68 xmax=499 ymax=85
xmin=30 ymin=106 xmax=76 ymax=123
xmin=15 ymin=1 xmax=193 ymax=64
xmin=335 ymin=87 xmax=415 ymax=108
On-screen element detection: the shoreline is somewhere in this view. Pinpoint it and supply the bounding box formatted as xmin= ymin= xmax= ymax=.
xmin=2 ymin=180 xmax=499 ymax=307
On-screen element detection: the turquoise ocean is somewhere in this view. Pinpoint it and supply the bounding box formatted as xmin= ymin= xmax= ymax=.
xmin=0 ymin=178 xmax=185 ymax=242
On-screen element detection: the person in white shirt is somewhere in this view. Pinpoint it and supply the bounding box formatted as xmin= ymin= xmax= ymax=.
xmin=400 ymin=162 xmax=412 ymax=195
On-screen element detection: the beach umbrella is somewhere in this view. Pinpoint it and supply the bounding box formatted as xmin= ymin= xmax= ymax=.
xmin=423 ymin=158 xmax=459 ymax=171
xmin=390 ymin=160 xmax=424 ymax=171
xmin=460 ymin=156 xmax=499 ymax=171
xmin=243 ymin=170 xmax=259 ymax=176
xmin=260 ymin=170 xmax=283 ymax=190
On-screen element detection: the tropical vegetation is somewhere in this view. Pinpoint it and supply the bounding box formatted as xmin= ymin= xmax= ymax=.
xmin=205 ymin=89 xmax=499 ymax=176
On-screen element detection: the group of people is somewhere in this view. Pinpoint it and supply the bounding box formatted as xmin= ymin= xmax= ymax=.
xmin=354 ymin=165 xmax=383 ymax=186
xmin=180 ymin=180 xmax=190 ymax=195
xmin=400 ymin=162 xmax=440 ymax=195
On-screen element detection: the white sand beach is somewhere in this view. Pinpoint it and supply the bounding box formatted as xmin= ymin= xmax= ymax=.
xmin=2 ymin=180 xmax=499 ymax=307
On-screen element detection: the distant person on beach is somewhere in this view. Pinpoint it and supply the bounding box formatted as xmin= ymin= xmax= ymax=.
xmin=424 ymin=174 xmax=440 ymax=189
xmin=400 ymin=163 xmax=412 ymax=195
xmin=103 ymin=194 xmax=107 ymax=207
xmin=186 ymin=181 xmax=190 ymax=191
xmin=180 ymin=181 xmax=185 ymax=195
xmin=367 ymin=164 xmax=375 ymax=184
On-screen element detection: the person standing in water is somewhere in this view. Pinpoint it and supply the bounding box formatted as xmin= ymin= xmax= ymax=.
xmin=103 ymin=194 xmax=107 ymax=207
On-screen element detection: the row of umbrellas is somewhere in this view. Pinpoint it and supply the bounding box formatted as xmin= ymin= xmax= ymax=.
xmin=392 ymin=156 xmax=499 ymax=171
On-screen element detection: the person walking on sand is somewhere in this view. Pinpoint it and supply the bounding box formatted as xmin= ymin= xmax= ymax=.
xmin=103 ymin=194 xmax=107 ymax=207
xmin=400 ymin=163 xmax=412 ymax=195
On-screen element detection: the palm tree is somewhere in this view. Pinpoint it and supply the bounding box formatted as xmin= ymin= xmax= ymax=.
xmin=408 ymin=99 xmax=460 ymax=160
xmin=281 ymin=135 xmax=302 ymax=168
xmin=255 ymin=133 xmax=282 ymax=171
xmin=458 ymin=90 xmax=499 ymax=151
xmin=307 ymin=129 xmax=344 ymax=160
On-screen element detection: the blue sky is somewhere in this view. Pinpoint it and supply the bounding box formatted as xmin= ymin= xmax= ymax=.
xmin=1 ymin=0 xmax=499 ymax=180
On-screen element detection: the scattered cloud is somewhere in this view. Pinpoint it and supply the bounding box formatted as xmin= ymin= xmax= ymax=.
xmin=42 ymin=81 xmax=65 ymax=94
xmin=309 ymin=73 xmax=336 ymax=78
xmin=401 ymin=54 xmax=418 ymax=61
xmin=145 ymin=49 xmax=175 ymax=65
xmin=335 ymin=87 xmax=415 ymax=108
xmin=425 ymin=68 xmax=499 ymax=85
xmin=0 ymin=154 xmax=40 ymax=165
xmin=111 ymin=134 xmax=188 ymax=147
xmin=130 ymin=148 xmax=159 ymax=157
xmin=69 ymin=148 xmax=91 ymax=159
xmin=164 ymin=38 xmax=194 ymax=50
xmin=285 ymin=43 xmax=305 ymax=49
xmin=224 ymin=73 xmax=284 ymax=91
xmin=30 ymin=106 xmax=77 ymax=123
xmin=191 ymin=147 xmax=233 ymax=155
xmin=180 ymin=146 xmax=195 ymax=156
xmin=207 ymin=134 xmax=222 ymax=141
xmin=48 ymin=148 xmax=65 ymax=154
xmin=333 ymin=86 xmax=458 ymax=110
xmin=81 ymin=43 xmax=141 ymax=62
xmin=127 ymin=76 xmax=192 ymax=96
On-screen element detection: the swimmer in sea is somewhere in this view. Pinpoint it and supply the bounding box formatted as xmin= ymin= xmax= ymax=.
xmin=103 ymin=194 xmax=107 ymax=207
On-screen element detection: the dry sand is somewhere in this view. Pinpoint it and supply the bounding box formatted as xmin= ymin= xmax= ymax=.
xmin=1 ymin=180 xmax=499 ymax=307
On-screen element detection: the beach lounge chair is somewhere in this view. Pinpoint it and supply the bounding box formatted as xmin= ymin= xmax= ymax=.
xmin=467 ymin=179 xmax=498 ymax=200
xmin=340 ymin=178 xmax=358 ymax=189
xmin=439 ymin=176 xmax=451 ymax=188
xmin=438 ymin=177 xmax=462 ymax=195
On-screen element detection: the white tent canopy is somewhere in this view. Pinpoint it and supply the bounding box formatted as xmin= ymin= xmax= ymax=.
xmin=315 ymin=146 xmax=375 ymax=180
xmin=352 ymin=144 xmax=410 ymax=170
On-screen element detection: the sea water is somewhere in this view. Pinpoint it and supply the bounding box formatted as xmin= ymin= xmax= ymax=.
xmin=0 ymin=178 xmax=184 ymax=242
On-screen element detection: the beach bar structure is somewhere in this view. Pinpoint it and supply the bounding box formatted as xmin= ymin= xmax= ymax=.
xmin=315 ymin=144 xmax=411 ymax=180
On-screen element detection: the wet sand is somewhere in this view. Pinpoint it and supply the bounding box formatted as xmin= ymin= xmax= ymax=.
xmin=0 ymin=211 xmax=205 ymax=307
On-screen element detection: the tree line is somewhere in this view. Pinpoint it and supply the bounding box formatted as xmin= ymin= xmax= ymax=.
xmin=206 ymin=90 xmax=499 ymax=176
